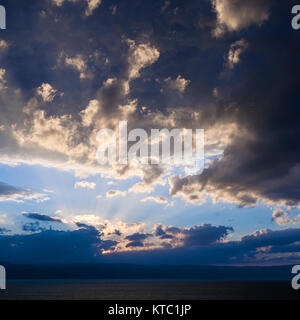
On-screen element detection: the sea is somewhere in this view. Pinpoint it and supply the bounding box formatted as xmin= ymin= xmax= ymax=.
xmin=0 ymin=279 xmax=299 ymax=300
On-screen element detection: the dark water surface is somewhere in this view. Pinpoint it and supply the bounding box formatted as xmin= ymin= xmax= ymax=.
xmin=0 ymin=280 xmax=299 ymax=300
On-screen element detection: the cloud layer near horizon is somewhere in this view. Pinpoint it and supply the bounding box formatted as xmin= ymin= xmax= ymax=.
xmin=0 ymin=222 xmax=300 ymax=265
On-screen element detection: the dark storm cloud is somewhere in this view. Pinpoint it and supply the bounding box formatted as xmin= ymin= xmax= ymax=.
xmin=125 ymin=232 xmax=151 ymax=248
xmin=154 ymin=224 xmax=233 ymax=247
xmin=154 ymin=224 xmax=181 ymax=237
xmin=95 ymin=78 xmax=129 ymax=119
xmin=0 ymin=228 xmax=10 ymax=234
xmin=76 ymin=222 xmax=98 ymax=232
xmin=23 ymin=213 xmax=63 ymax=223
xmin=22 ymin=222 xmax=46 ymax=233
xmin=0 ymin=0 xmax=220 ymax=118
xmin=241 ymin=228 xmax=300 ymax=248
xmin=0 ymin=182 xmax=22 ymax=196
xmin=0 ymin=0 xmax=230 ymax=188
xmin=126 ymin=241 xmax=145 ymax=248
xmin=0 ymin=182 xmax=47 ymax=202
xmin=101 ymin=239 xmax=119 ymax=251
xmin=125 ymin=232 xmax=151 ymax=242
xmin=181 ymin=224 xmax=233 ymax=247
xmin=170 ymin=0 xmax=300 ymax=207
xmin=0 ymin=0 xmax=128 ymax=117
xmin=155 ymin=224 xmax=174 ymax=239
xmin=111 ymin=229 xmax=122 ymax=236
xmin=105 ymin=227 xmax=300 ymax=266
xmin=126 ymin=0 xmax=222 ymax=112
xmin=0 ymin=223 xmax=299 ymax=265
xmin=0 ymin=227 xmax=109 ymax=264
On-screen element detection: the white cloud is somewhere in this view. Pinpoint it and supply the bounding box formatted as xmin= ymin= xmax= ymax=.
xmin=85 ymin=0 xmax=102 ymax=16
xmin=0 ymin=40 xmax=8 ymax=49
xmin=65 ymin=55 xmax=87 ymax=79
xmin=73 ymin=214 xmax=102 ymax=225
xmin=127 ymin=40 xmax=160 ymax=80
xmin=164 ymin=75 xmax=190 ymax=93
xmin=36 ymin=83 xmax=58 ymax=102
xmin=0 ymin=191 xmax=50 ymax=203
xmin=0 ymin=68 xmax=6 ymax=90
xmin=227 ymin=39 xmax=248 ymax=69
xmin=272 ymin=209 xmax=291 ymax=226
xmin=129 ymin=182 xmax=155 ymax=194
xmin=14 ymin=108 xmax=83 ymax=157
xmin=106 ymin=190 xmax=127 ymax=198
xmin=0 ymin=36 xmax=212 ymax=194
xmin=74 ymin=181 xmax=96 ymax=189
xmin=51 ymin=0 xmax=65 ymax=6
xmin=294 ymin=214 xmax=300 ymax=224
xmin=212 ymin=0 xmax=270 ymax=37
xmin=80 ymin=100 xmax=99 ymax=127
xmin=141 ymin=196 xmax=168 ymax=204
xmin=51 ymin=0 xmax=102 ymax=16
xmin=0 ymin=214 xmax=7 ymax=224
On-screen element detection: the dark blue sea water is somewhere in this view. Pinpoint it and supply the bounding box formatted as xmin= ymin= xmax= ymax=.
xmin=0 ymin=280 xmax=299 ymax=300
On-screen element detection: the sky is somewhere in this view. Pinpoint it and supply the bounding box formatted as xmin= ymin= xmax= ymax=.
xmin=0 ymin=0 xmax=300 ymax=266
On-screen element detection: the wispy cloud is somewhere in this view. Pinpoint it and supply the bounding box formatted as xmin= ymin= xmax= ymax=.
xmin=74 ymin=181 xmax=96 ymax=190
xmin=106 ymin=190 xmax=127 ymax=198
xmin=141 ymin=196 xmax=168 ymax=204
